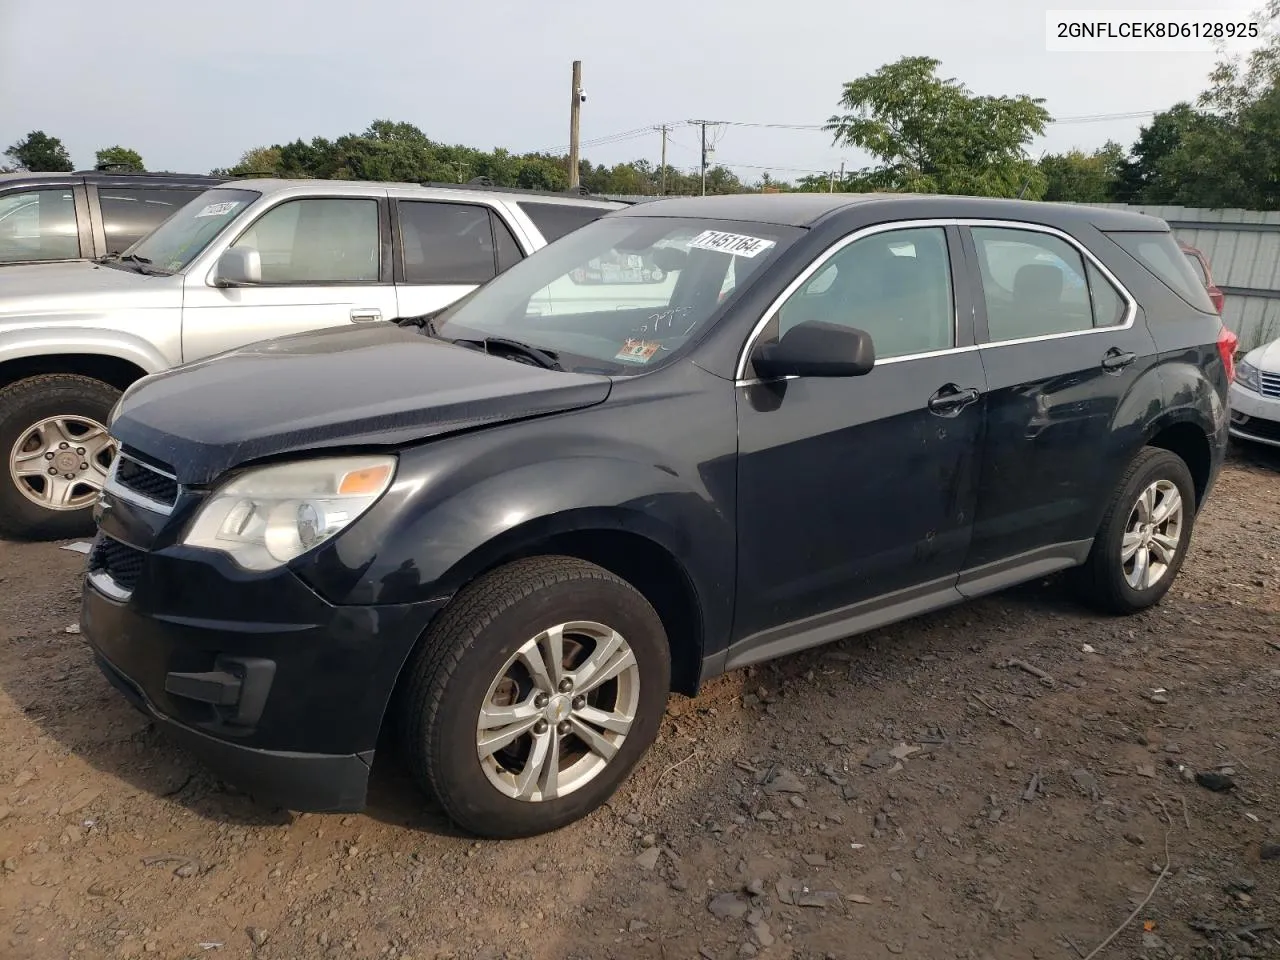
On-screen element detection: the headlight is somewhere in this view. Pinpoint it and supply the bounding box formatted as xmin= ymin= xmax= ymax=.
xmin=182 ymin=455 xmax=396 ymax=571
xmin=1235 ymin=360 xmax=1262 ymax=393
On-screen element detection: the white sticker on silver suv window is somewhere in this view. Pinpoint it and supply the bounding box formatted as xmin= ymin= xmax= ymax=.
xmin=194 ymin=201 xmax=241 ymax=218
xmin=687 ymin=230 xmax=776 ymax=258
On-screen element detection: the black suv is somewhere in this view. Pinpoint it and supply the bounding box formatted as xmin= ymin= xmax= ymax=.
xmin=0 ymin=169 xmax=227 ymax=265
xmin=83 ymin=193 xmax=1234 ymax=838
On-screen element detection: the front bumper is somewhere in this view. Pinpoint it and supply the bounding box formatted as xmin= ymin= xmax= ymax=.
xmin=81 ymin=538 xmax=445 ymax=813
xmin=1228 ymin=382 xmax=1280 ymax=448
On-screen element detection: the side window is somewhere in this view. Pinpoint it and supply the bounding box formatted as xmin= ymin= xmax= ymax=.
xmin=971 ymin=227 xmax=1095 ymax=341
xmin=98 ymin=187 xmax=200 ymax=254
xmin=231 ymin=198 xmax=379 ymax=284
xmin=491 ymin=212 xmax=525 ymax=273
xmin=0 ymin=189 xmax=79 ymax=262
xmin=774 ymin=226 xmax=954 ymax=360
xmin=1087 ymin=262 xmax=1127 ymax=327
xmin=517 ymin=201 xmax=606 ymax=243
xmin=398 ymin=201 xmax=496 ymax=284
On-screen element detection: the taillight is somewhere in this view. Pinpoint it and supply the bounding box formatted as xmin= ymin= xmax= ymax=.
xmin=1217 ymin=326 xmax=1239 ymax=382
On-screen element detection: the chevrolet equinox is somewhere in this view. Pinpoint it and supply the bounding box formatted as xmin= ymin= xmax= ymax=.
xmin=83 ymin=193 xmax=1234 ymax=838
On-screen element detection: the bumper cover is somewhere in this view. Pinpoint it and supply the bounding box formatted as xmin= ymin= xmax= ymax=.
xmin=1228 ymin=382 xmax=1280 ymax=447
xmin=81 ymin=548 xmax=445 ymax=813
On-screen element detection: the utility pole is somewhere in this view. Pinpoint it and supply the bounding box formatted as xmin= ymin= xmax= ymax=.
xmin=568 ymin=60 xmax=583 ymax=190
xmin=828 ymin=169 xmax=835 ymax=193
xmin=657 ymin=124 xmax=668 ymax=196
xmin=838 ymin=160 xmax=845 ymax=192
xmin=700 ymin=121 xmax=708 ymax=196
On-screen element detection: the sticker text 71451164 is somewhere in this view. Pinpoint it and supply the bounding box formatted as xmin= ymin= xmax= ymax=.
xmin=194 ymin=201 xmax=241 ymax=218
xmin=687 ymin=230 xmax=776 ymax=258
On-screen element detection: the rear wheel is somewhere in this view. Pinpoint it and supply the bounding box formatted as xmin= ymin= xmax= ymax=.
xmin=398 ymin=556 xmax=671 ymax=838
xmin=1073 ymin=447 xmax=1196 ymax=614
xmin=0 ymin=375 xmax=120 ymax=541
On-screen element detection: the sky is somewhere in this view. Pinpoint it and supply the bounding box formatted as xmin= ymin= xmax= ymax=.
xmin=0 ymin=0 xmax=1263 ymax=184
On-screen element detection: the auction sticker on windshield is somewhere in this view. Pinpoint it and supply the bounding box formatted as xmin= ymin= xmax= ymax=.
xmin=614 ymin=339 xmax=661 ymax=364
xmin=687 ymin=230 xmax=776 ymax=258
xmin=195 ymin=201 xmax=241 ymax=218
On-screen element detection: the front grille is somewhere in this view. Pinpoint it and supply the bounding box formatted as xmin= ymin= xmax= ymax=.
xmin=88 ymin=535 xmax=146 ymax=593
xmin=113 ymin=451 xmax=178 ymax=507
xmin=1235 ymin=413 xmax=1280 ymax=442
xmin=1260 ymin=372 xmax=1280 ymax=399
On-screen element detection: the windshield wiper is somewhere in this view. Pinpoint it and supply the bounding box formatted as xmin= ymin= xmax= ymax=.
xmin=453 ymin=337 xmax=563 ymax=371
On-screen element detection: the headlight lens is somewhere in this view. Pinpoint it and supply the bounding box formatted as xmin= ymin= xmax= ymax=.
xmin=1235 ymin=360 xmax=1262 ymax=393
xmin=182 ymin=455 xmax=396 ymax=571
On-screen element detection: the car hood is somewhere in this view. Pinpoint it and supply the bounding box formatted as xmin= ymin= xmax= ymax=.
xmin=111 ymin=324 xmax=614 ymax=484
xmin=0 ymin=259 xmax=178 ymax=320
xmin=1246 ymin=337 xmax=1280 ymax=373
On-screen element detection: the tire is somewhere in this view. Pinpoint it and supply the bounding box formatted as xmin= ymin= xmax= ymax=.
xmin=1073 ymin=447 xmax=1197 ymax=615
xmin=0 ymin=374 xmax=121 ymax=541
xmin=398 ymin=556 xmax=671 ymax=838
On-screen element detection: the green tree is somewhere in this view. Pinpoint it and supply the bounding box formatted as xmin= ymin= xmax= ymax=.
xmin=94 ymin=146 xmax=144 ymax=171
xmin=1112 ymin=103 xmax=1199 ymax=202
xmin=824 ymin=56 xmax=1051 ymax=197
xmin=1039 ymin=141 xmax=1125 ymax=202
xmin=4 ymin=131 xmax=73 ymax=172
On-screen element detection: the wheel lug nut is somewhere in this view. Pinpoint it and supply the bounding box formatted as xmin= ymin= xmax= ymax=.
xmin=65 ymin=473 xmax=74 ymax=480
xmin=59 ymin=442 xmax=69 ymax=449
xmin=556 ymin=720 xmax=571 ymax=736
xmin=44 ymin=452 xmax=54 ymax=460
xmin=76 ymin=447 xmax=85 ymax=455
xmin=533 ymin=719 xmax=549 ymax=735
xmin=80 ymin=463 xmax=88 ymax=470
xmin=534 ymin=693 xmax=549 ymax=708
xmin=47 ymin=467 xmax=57 ymax=475
xmin=558 ymin=678 xmax=573 ymax=693
xmin=572 ymin=696 xmax=586 ymax=710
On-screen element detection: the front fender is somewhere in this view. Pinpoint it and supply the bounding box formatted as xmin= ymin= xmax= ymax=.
xmin=0 ymin=326 xmax=176 ymax=373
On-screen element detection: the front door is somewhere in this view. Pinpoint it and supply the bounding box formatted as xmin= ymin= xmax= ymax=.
xmin=958 ymin=222 xmax=1161 ymax=588
xmin=730 ymin=223 xmax=987 ymax=668
xmin=181 ymin=195 xmax=398 ymax=361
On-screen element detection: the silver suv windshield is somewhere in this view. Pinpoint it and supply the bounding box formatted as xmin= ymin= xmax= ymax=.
xmin=434 ymin=215 xmax=801 ymax=375
xmin=119 ymin=188 xmax=261 ymax=274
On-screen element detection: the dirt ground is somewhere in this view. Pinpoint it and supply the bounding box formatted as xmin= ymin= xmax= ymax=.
xmin=2 ymin=445 xmax=1279 ymax=960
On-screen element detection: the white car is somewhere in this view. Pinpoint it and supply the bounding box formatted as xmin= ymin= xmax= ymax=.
xmin=1229 ymin=337 xmax=1280 ymax=448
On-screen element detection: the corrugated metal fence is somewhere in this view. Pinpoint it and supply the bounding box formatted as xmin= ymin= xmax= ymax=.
xmin=1083 ymin=203 xmax=1280 ymax=351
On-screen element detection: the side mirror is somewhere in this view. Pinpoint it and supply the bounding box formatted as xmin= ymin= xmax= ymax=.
xmin=212 ymin=247 xmax=262 ymax=287
xmin=752 ymin=320 xmax=875 ymax=379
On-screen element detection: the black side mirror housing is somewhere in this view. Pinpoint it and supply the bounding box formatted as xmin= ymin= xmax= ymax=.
xmin=752 ymin=320 xmax=876 ymax=379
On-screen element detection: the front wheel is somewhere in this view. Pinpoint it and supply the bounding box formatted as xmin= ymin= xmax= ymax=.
xmin=1073 ymin=447 xmax=1197 ymax=615
xmin=398 ymin=557 xmax=671 ymax=838
xmin=0 ymin=374 xmax=120 ymax=541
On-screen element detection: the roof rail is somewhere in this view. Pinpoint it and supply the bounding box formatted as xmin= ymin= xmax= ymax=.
xmin=230 ymin=170 xmax=278 ymax=178
xmin=409 ymin=179 xmax=633 ymax=202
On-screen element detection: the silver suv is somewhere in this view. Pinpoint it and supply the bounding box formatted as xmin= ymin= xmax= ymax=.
xmin=0 ymin=179 xmax=625 ymax=539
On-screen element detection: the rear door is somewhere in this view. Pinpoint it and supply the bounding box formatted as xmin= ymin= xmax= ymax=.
xmin=957 ymin=221 xmax=1158 ymax=591
xmin=181 ymin=192 xmax=398 ymax=360
xmin=391 ymin=199 xmax=525 ymax=317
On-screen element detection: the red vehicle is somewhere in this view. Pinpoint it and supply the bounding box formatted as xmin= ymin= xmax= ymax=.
xmin=1180 ymin=241 xmax=1225 ymax=313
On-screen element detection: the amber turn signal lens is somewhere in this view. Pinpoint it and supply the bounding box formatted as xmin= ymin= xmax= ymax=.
xmin=338 ymin=464 xmax=393 ymax=496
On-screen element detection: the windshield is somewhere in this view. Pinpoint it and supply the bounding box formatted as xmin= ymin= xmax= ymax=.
xmin=434 ymin=216 xmax=801 ymax=374
xmin=123 ymin=188 xmax=261 ymax=273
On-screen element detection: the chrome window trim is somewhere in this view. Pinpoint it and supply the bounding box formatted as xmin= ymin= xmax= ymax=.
xmin=733 ymin=217 xmax=1139 ymax=384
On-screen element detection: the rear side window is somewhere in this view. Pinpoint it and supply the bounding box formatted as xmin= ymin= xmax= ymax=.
xmin=0 ymin=188 xmax=79 ymax=262
xmin=99 ymin=187 xmax=201 ymax=254
xmin=517 ymin=201 xmax=607 ymax=243
xmin=1107 ymin=231 xmax=1217 ymax=313
xmin=398 ymin=201 xmax=498 ymax=284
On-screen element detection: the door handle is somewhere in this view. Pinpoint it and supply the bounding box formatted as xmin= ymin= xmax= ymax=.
xmin=927 ymin=384 xmax=980 ymax=417
xmin=350 ymin=308 xmax=382 ymax=323
xmin=1101 ymin=347 xmax=1137 ymax=372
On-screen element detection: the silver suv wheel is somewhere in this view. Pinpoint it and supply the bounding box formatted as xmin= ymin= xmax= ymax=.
xmin=476 ymin=621 xmax=640 ymax=802
xmin=9 ymin=415 xmax=116 ymax=511
xmin=1121 ymin=478 xmax=1184 ymax=590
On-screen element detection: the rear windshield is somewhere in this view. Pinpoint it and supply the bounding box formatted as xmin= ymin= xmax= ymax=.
xmin=1106 ymin=230 xmax=1217 ymax=313
xmin=518 ymin=201 xmax=610 ymax=243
